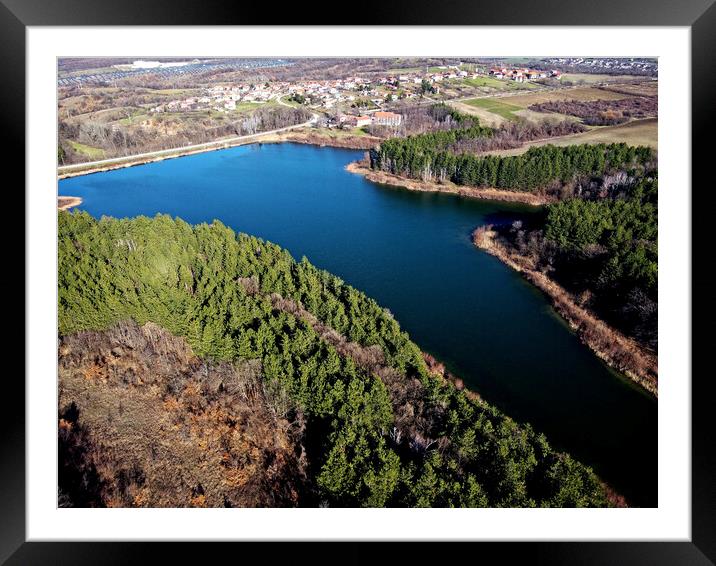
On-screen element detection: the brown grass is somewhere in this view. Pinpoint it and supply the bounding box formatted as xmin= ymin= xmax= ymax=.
xmin=504 ymin=87 xmax=634 ymax=108
xmin=282 ymin=128 xmax=381 ymax=150
xmin=472 ymin=226 xmax=658 ymax=396
xmin=58 ymin=321 xmax=307 ymax=508
xmin=59 ymin=287 xmax=496 ymax=509
xmin=485 ymin=118 xmax=658 ymax=157
xmin=600 ymin=82 xmax=658 ymax=98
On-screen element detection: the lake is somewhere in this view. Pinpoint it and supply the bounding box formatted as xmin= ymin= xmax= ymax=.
xmin=59 ymin=142 xmax=657 ymax=506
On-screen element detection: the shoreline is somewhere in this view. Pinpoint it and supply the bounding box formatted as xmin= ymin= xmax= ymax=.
xmin=57 ymin=140 xmax=656 ymax=397
xmin=281 ymin=130 xmax=381 ymax=151
xmin=58 ymin=196 xmax=83 ymax=210
xmin=345 ymin=161 xmax=554 ymax=206
xmin=472 ymin=225 xmax=658 ymax=397
xmin=58 ymin=129 xmax=378 ymax=180
xmin=58 ymin=133 xmax=286 ymax=180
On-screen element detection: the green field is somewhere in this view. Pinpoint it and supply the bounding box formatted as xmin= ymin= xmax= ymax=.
xmin=122 ymin=102 xmax=268 ymax=123
xmin=454 ymin=77 xmax=540 ymax=90
xmin=117 ymin=111 xmax=150 ymax=125
xmin=463 ymin=97 xmax=523 ymax=121
xmin=504 ymin=80 xmax=541 ymax=91
xmin=308 ymin=126 xmax=370 ymax=138
xmin=232 ymin=101 xmax=266 ymax=113
xmin=459 ymin=76 xmax=507 ymax=89
xmin=67 ymin=140 xmax=106 ymax=159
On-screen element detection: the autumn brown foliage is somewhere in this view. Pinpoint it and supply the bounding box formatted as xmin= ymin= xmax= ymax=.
xmin=58 ymin=321 xmax=308 ymax=507
xmin=529 ymin=97 xmax=658 ymax=126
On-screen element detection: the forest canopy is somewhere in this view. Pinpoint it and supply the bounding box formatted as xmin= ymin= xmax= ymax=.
xmin=58 ymin=211 xmax=616 ymax=508
xmin=370 ymin=137 xmax=655 ymax=194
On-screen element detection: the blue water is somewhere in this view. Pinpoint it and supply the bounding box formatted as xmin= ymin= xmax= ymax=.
xmin=59 ymin=142 xmax=657 ymax=506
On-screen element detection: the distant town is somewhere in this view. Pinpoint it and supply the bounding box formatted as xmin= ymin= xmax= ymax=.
xmin=148 ymin=65 xmax=565 ymax=119
xmin=57 ymin=57 xmax=657 ymax=167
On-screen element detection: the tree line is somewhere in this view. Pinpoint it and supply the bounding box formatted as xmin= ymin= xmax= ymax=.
xmin=370 ymin=135 xmax=655 ymax=193
xmin=543 ymin=174 xmax=658 ymax=347
xmin=371 ymin=104 xmax=587 ymax=153
xmin=366 ymin=104 xmax=480 ymax=138
xmin=58 ymin=211 xmax=614 ymax=507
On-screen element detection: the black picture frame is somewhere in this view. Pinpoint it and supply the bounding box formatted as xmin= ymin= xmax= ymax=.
xmin=4 ymin=1 xmax=715 ymax=563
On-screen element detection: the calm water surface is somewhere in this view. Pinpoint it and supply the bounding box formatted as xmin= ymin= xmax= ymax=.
xmin=59 ymin=143 xmax=657 ymax=506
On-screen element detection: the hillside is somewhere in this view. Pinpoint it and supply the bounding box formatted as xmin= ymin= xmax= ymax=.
xmin=58 ymin=211 xmax=618 ymax=507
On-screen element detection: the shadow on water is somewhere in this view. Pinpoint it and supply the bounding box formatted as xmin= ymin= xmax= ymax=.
xmin=481 ymin=208 xmax=547 ymax=230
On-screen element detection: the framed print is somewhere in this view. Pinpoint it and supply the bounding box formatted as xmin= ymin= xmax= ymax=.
xmin=5 ymin=0 xmax=715 ymax=563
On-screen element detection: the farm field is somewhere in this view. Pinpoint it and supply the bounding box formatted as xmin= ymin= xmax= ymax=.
xmin=503 ymin=86 xmax=634 ymax=108
xmin=63 ymin=106 xmax=139 ymax=125
xmin=302 ymin=126 xmax=371 ymax=138
xmin=456 ymin=76 xmax=507 ymax=89
xmin=462 ymin=97 xmax=523 ymax=121
xmin=600 ymin=81 xmax=658 ymax=97
xmin=424 ymin=75 xmax=548 ymax=103
xmin=447 ymin=100 xmax=509 ymax=127
xmin=453 ymin=77 xmax=540 ymax=90
xmin=512 ymin=108 xmax=582 ymax=123
xmin=561 ymin=73 xmax=654 ymax=84
xmin=450 ymin=80 xmax=658 ymax=130
xmin=67 ymin=140 xmax=106 ymax=159
xmin=116 ymin=111 xmax=151 ymax=125
xmin=485 ymin=117 xmax=658 ymax=157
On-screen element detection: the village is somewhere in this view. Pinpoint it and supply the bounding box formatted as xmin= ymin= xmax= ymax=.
xmin=146 ymin=63 xmax=562 ymax=127
xmin=488 ymin=66 xmax=562 ymax=81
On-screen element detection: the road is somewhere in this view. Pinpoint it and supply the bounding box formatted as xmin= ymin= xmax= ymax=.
xmin=58 ymin=112 xmax=319 ymax=172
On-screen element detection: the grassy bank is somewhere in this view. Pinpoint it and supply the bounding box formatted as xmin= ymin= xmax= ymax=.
xmin=282 ymin=127 xmax=381 ymax=150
